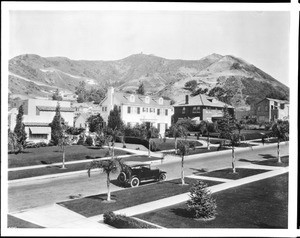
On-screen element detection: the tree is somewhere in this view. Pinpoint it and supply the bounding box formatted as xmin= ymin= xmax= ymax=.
xmin=169 ymin=124 xmax=188 ymax=154
xmin=8 ymin=129 xmax=18 ymax=154
xmin=87 ymin=158 xmax=123 ymax=202
xmin=217 ymin=106 xmax=238 ymax=173
xmin=235 ymin=121 xmax=245 ymax=142
xmin=184 ymin=80 xmax=197 ymax=92
xmin=271 ymin=120 xmax=289 ymax=163
xmin=87 ymin=114 xmax=104 ymax=133
xmin=50 ymin=103 xmax=65 ymax=145
xmin=191 ymin=88 xmax=208 ymax=96
xmin=107 ymin=105 xmax=124 ymax=132
xmin=14 ymin=105 xmax=27 ymax=153
xmin=52 ymin=89 xmax=63 ymax=101
xmin=146 ymin=127 xmax=159 ymax=157
xmin=136 ymin=82 xmax=145 ymax=95
xmin=186 ymin=181 xmax=217 ymax=219
xmin=50 ymin=103 xmax=67 ymax=168
xmin=177 ymin=140 xmax=190 ymax=185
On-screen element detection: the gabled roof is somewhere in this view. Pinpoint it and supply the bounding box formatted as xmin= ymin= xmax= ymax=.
xmin=75 ymin=113 xmax=90 ymax=121
xmin=36 ymin=106 xmax=75 ymax=112
xmin=255 ymin=97 xmax=289 ymax=105
xmin=100 ymin=91 xmax=172 ymax=107
xmin=24 ymin=122 xmax=50 ymax=127
xmin=174 ymin=94 xmax=234 ymax=108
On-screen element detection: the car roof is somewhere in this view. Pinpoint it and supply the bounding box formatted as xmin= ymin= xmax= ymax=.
xmin=124 ymin=161 xmax=152 ymax=167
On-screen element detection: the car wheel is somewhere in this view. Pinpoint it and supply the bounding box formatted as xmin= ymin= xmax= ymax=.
xmin=158 ymin=173 xmax=166 ymax=182
xmin=118 ymin=172 xmax=127 ymax=183
xmin=130 ymin=177 xmax=140 ymax=187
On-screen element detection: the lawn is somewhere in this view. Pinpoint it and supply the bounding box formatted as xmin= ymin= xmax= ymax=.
xmin=7 ymin=214 xmax=44 ymax=228
xmin=196 ymin=168 xmax=270 ymax=180
xmin=8 ymin=145 xmax=131 ymax=168
xmin=58 ymin=178 xmax=222 ymax=218
xmin=135 ymin=173 xmax=288 ymax=228
xmin=8 ymin=155 xmax=162 ymax=180
xmin=151 ymin=138 xmax=203 ymax=151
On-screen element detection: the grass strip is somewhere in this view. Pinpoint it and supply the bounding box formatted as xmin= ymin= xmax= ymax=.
xmin=8 ymin=155 xmax=162 ymax=180
xmin=196 ymin=168 xmax=270 ymax=180
xmin=58 ymin=178 xmax=222 ymax=218
xmin=7 ymin=214 xmax=44 ymax=228
xmin=135 ymin=173 xmax=288 ymax=228
xmin=8 ymin=145 xmax=130 ymax=168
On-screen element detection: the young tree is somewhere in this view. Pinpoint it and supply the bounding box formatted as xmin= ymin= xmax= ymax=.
xmin=186 ymin=181 xmax=217 ymax=219
xmin=14 ymin=105 xmax=27 ymax=153
xmin=177 ymin=140 xmax=190 ymax=185
xmin=199 ymin=121 xmax=211 ymax=150
xmin=169 ymin=124 xmax=188 ymax=154
xmin=218 ymin=106 xmax=238 ymax=173
xmin=146 ymin=127 xmax=159 ymax=157
xmin=235 ymin=121 xmax=245 ymax=143
xmin=136 ymin=82 xmax=145 ymax=95
xmin=271 ymin=120 xmax=289 ymax=163
xmin=50 ymin=103 xmax=67 ymax=168
xmin=87 ymin=158 xmax=123 ymax=202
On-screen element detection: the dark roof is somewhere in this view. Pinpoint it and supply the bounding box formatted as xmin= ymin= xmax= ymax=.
xmin=174 ymin=94 xmax=234 ymax=108
xmin=36 ymin=106 xmax=75 ymax=112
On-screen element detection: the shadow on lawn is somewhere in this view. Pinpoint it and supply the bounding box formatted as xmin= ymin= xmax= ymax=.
xmin=170 ymin=207 xmax=193 ymax=219
xmin=86 ymin=193 xmax=117 ymax=201
xmin=190 ymin=168 xmax=208 ymax=174
xmin=258 ymin=154 xmax=276 ymax=159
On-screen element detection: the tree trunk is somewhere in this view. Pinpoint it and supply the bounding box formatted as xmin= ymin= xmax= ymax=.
xmin=181 ymin=156 xmax=185 ymax=185
xmin=148 ymin=139 xmax=151 ymax=158
xmin=106 ymin=173 xmax=111 ymax=201
xmin=175 ymin=137 xmax=177 ymax=155
xmin=207 ymin=133 xmax=210 ymax=150
xmin=277 ymin=141 xmax=281 ymax=163
xmin=62 ymin=145 xmax=66 ymax=169
xmin=232 ymin=146 xmax=236 ymax=173
xmin=112 ymin=141 xmax=115 ymax=159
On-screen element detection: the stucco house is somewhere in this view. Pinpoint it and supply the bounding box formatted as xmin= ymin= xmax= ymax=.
xmin=9 ymin=99 xmax=75 ymax=143
xmin=173 ymin=94 xmax=234 ymax=123
xmin=99 ymin=87 xmax=173 ymax=137
xmin=251 ymin=98 xmax=289 ymax=122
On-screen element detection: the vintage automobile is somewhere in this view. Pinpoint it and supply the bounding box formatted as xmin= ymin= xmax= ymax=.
xmin=117 ymin=162 xmax=167 ymax=187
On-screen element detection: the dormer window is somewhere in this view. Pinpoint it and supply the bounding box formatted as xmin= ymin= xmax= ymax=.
xmin=130 ymin=94 xmax=135 ymax=102
xmin=145 ymin=96 xmax=150 ymax=104
xmin=159 ymin=97 xmax=163 ymax=105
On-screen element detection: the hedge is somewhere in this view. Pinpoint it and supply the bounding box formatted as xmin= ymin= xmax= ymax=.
xmin=103 ymin=211 xmax=157 ymax=229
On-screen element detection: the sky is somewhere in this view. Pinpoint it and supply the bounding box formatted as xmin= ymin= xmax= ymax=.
xmin=9 ymin=11 xmax=290 ymax=86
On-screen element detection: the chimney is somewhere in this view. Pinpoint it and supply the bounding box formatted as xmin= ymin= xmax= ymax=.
xmin=107 ymin=87 xmax=114 ymax=111
xmin=185 ymin=95 xmax=189 ymax=104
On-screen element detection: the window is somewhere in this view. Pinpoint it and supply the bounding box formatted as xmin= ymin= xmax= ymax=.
xmin=271 ymin=105 xmax=274 ymax=110
xmin=130 ymin=94 xmax=135 ymax=102
xmin=127 ymin=106 xmax=131 ymax=114
xmin=192 ymin=107 xmax=197 ymax=113
xmin=145 ymin=96 xmax=150 ymax=104
xmin=157 ymin=109 xmax=160 ymax=115
xmin=150 ymin=108 xmax=155 ymax=113
xmin=197 ymin=107 xmax=200 ymax=113
xmin=158 ymin=123 xmax=160 ymax=131
xmin=274 ymin=101 xmax=278 ymax=106
xmin=182 ymin=107 xmax=186 ymax=114
xmin=159 ymin=97 xmax=163 ymax=105
xmin=165 ymin=109 xmax=168 ymax=116
xmin=137 ymin=107 xmax=140 ymax=114
xmin=280 ymin=104 xmax=285 ymax=110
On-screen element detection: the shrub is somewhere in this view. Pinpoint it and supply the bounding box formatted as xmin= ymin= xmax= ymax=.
xmin=103 ymin=211 xmax=157 ymax=228
xmin=186 ymin=181 xmax=217 ymax=219
xmin=77 ymin=136 xmax=85 ymax=145
xmin=85 ymin=136 xmax=94 ymax=146
xmin=95 ymin=135 xmax=106 ymax=148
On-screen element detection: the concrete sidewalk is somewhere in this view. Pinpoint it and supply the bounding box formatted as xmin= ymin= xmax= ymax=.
xmin=9 ymin=163 xmax=288 ymax=229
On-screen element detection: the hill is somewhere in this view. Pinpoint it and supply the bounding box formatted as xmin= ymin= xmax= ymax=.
xmin=8 ymin=53 xmax=289 ymax=109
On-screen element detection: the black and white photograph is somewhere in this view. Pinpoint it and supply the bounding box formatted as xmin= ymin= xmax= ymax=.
xmin=1 ymin=2 xmax=298 ymax=237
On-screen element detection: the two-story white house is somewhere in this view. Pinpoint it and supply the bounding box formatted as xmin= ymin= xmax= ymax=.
xmin=99 ymin=87 xmax=173 ymax=137
xmin=9 ymin=99 xmax=75 ymax=143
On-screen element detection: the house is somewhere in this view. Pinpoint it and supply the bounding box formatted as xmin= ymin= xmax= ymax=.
xmin=9 ymin=99 xmax=75 ymax=143
xmin=71 ymin=102 xmax=92 ymax=116
xmin=99 ymin=87 xmax=174 ymax=137
xmin=251 ymin=98 xmax=289 ymax=122
xmin=173 ymin=94 xmax=234 ymax=123
xmin=74 ymin=113 xmax=89 ymax=129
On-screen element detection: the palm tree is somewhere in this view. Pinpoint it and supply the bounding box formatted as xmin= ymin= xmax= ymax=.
xmin=87 ymin=157 xmax=123 ymax=202
xmin=271 ymin=120 xmax=289 ymax=163
xmin=177 ymin=140 xmax=190 ymax=185
xmin=170 ymin=124 xmax=188 ymax=155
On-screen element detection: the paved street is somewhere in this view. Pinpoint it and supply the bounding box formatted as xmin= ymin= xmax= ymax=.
xmin=8 ymin=143 xmax=289 ymax=213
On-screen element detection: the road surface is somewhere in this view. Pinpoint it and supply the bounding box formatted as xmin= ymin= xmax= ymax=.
xmin=8 ymin=143 xmax=289 ymax=213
